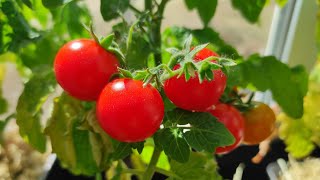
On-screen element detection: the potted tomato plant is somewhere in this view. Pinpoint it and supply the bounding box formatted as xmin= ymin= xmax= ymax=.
xmin=0 ymin=0 xmax=313 ymax=179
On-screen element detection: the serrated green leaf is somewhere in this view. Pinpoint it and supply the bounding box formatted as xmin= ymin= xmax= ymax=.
xmin=42 ymin=0 xmax=72 ymax=9
xmin=174 ymin=109 xmax=234 ymax=152
xmin=100 ymin=0 xmax=129 ymax=21
xmin=16 ymin=67 xmax=56 ymax=152
xmin=154 ymin=128 xmax=190 ymax=163
xmin=111 ymin=141 xmax=133 ymax=160
xmin=164 ymin=109 xmax=234 ymax=153
xmin=235 ymin=55 xmax=306 ymax=118
xmin=168 ymin=152 xmax=222 ymax=180
xmin=45 ymin=94 xmax=113 ymax=175
xmin=184 ymin=0 xmax=217 ymax=27
xmin=231 ymin=0 xmax=266 ymax=23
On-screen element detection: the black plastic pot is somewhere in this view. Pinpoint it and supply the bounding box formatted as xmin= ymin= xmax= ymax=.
xmin=216 ymin=139 xmax=288 ymax=180
xmin=46 ymin=139 xmax=320 ymax=180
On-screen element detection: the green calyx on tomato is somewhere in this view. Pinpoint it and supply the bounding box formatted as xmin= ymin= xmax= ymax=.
xmin=164 ymin=48 xmax=227 ymax=112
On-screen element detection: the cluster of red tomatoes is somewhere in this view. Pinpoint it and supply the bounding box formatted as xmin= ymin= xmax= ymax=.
xmin=54 ymin=39 xmax=275 ymax=155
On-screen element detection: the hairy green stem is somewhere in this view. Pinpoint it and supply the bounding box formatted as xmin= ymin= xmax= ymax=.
xmin=142 ymin=148 xmax=162 ymax=180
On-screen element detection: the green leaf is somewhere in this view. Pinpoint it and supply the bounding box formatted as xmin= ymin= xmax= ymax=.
xmin=42 ymin=0 xmax=72 ymax=9
xmin=180 ymin=110 xmax=235 ymax=152
xmin=100 ymin=0 xmax=129 ymax=21
xmin=184 ymin=0 xmax=217 ymax=27
xmin=16 ymin=67 xmax=56 ymax=152
xmin=231 ymin=0 xmax=266 ymax=23
xmin=192 ymin=27 xmax=240 ymax=58
xmin=168 ymin=152 xmax=222 ymax=180
xmin=0 ymin=0 xmax=41 ymax=53
xmin=138 ymin=145 xmax=171 ymax=171
xmin=154 ymin=128 xmax=190 ymax=163
xmin=291 ymin=65 xmax=308 ymax=97
xmin=111 ymin=140 xmax=145 ymax=160
xmin=113 ymin=22 xmax=152 ymax=69
xmin=0 ymin=64 xmax=7 ymax=115
xmin=21 ymin=0 xmax=33 ymax=9
xmin=45 ymin=94 xmax=113 ymax=175
xmin=234 ymin=55 xmax=306 ymax=118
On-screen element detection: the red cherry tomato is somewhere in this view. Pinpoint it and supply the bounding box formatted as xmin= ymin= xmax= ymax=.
xmin=54 ymin=39 xmax=119 ymax=101
xmin=164 ymin=48 xmax=226 ymax=111
xmin=97 ymin=78 xmax=164 ymax=142
xmin=209 ymin=104 xmax=244 ymax=154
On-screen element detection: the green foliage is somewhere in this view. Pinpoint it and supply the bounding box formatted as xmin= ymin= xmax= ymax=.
xmin=45 ymin=94 xmax=112 ymax=175
xmin=113 ymin=22 xmax=152 ymax=69
xmin=111 ymin=141 xmax=145 ymax=160
xmin=276 ymin=0 xmax=289 ymax=7
xmin=231 ymin=0 xmax=266 ymax=23
xmin=155 ymin=128 xmax=190 ymax=163
xmin=278 ymin=113 xmax=315 ymax=158
xmin=155 ymin=109 xmax=234 ymax=163
xmin=229 ymin=55 xmax=308 ymax=118
xmin=168 ymin=152 xmax=222 ymax=180
xmin=100 ymin=0 xmax=129 ymax=21
xmin=0 ymin=0 xmax=41 ymax=53
xmin=42 ymin=0 xmax=73 ymax=9
xmin=184 ymin=0 xmax=217 ymax=27
xmin=0 ymin=64 xmax=7 ymax=115
xmin=16 ymin=67 xmax=56 ymax=152
xmin=278 ymin=63 xmax=320 ymax=158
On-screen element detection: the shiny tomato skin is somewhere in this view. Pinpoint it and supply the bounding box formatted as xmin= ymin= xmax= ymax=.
xmin=209 ymin=104 xmax=245 ymax=154
xmin=164 ymin=48 xmax=226 ymax=111
xmin=194 ymin=47 xmax=219 ymax=61
xmin=54 ymin=39 xmax=119 ymax=101
xmin=243 ymin=103 xmax=276 ymax=145
xmin=97 ymin=78 xmax=164 ymax=142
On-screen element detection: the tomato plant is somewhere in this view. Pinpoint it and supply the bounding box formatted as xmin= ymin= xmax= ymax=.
xmin=0 ymin=0 xmax=311 ymax=179
xmin=209 ymin=103 xmax=245 ymax=154
xmin=164 ymin=48 xmax=226 ymax=111
xmin=243 ymin=102 xmax=276 ymax=145
xmin=97 ymin=78 xmax=164 ymax=142
xmin=54 ymin=39 xmax=119 ymax=101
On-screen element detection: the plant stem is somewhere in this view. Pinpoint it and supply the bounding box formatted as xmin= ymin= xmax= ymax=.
xmin=142 ymin=148 xmax=162 ymax=180
xmin=145 ymin=0 xmax=152 ymax=11
xmin=95 ymin=173 xmax=102 ymax=180
xmin=129 ymin=4 xmax=142 ymax=14
xmin=155 ymin=167 xmax=181 ymax=179
xmin=122 ymin=168 xmax=144 ymax=176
